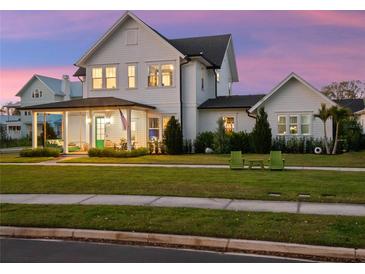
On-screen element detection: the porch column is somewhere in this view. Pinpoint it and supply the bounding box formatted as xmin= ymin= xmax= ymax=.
xmin=63 ymin=111 xmax=69 ymax=154
xmin=32 ymin=111 xmax=37 ymax=148
xmin=126 ymin=108 xmax=132 ymax=150
xmin=89 ymin=110 xmax=94 ymax=148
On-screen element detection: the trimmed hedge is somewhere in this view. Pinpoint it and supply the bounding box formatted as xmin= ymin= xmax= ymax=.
xmin=88 ymin=147 xmax=149 ymax=158
xmin=20 ymin=147 xmax=60 ymax=157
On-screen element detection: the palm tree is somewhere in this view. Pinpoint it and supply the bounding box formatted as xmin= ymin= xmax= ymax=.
xmin=330 ymin=106 xmax=350 ymax=155
xmin=314 ymin=103 xmax=331 ymax=154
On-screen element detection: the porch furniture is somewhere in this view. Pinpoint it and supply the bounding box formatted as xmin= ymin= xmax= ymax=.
xmin=248 ymin=159 xmax=265 ymax=170
xmin=229 ymin=151 xmax=245 ymax=170
xmin=268 ymin=151 xmax=285 ymax=171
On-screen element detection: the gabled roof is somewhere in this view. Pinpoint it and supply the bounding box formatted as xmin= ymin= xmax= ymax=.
xmin=198 ymin=94 xmax=265 ymax=109
xmin=16 ymin=74 xmax=82 ymax=98
xmin=75 ymin=11 xmax=185 ymax=66
xmin=249 ymin=72 xmax=337 ymax=113
xmin=20 ymin=97 xmax=155 ymax=110
xmin=169 ymin=34 xmax=231 ymax=68
xmin=335 ymin=98 xmax=365 ymax=113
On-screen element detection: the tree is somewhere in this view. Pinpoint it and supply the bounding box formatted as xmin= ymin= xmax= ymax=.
xmin=330 ymin=106 xmax=351 ymax=155
xmin=314 ymin=103 xmax=332 ymax=154
xmin=321 ymin=80 xmax=365 ymax=100
xmin=213 ymin=118 xmax=230 ymax=153
xmin=251 ymin=108 xmax=272 ymax=154
xmin=163 ymin=116 xmax=183 ymax=154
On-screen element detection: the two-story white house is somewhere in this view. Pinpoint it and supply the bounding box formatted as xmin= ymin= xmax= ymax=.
xmin=21 ymin=11 xmax=363 ymax=153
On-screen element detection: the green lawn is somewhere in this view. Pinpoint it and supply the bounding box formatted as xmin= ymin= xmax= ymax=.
xmin=0 ymin=153 xmax=53 ymax=163
xmin=1 ymin=165 xmax=364 ymax=203
xmin=1 ymin=204 xmax=364 ymax=248
xmin=61 ymin=151 xmax=365 ymax=168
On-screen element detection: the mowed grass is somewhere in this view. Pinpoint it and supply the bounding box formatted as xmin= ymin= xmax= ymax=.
xmin=0 ymin=153 xmax=53 ymax=163
xmin=1 ymin=204 xmax=364 ymax=248
xmin=1 ymin=165 xmax=364 ymax=203
xmin=61 ymin=151 xmax=365 ymax=168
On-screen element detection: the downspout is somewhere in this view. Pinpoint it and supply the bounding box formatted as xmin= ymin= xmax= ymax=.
xmin=180 ymin=56 xmax=191 ymax=139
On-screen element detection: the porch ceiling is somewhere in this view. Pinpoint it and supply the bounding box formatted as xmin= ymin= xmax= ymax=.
xmin=20 ymin=97 xmax=156 ymax=111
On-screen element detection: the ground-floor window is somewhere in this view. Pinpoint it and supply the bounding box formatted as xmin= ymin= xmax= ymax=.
xmin=148 ymin=117 xmax=159 ymax=141
xmin=223 ymin=116 xmax=234 ymax=133
xmin=277 ymin=113 xmax=312 ymax=136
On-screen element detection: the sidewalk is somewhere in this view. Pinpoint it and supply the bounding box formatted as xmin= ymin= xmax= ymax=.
xmin=1 ymin=161 xmax=365 ymax=172
xmin=1 ymin=194 xmax=364 ymax=216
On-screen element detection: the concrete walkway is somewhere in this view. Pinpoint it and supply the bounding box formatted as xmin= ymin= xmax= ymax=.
xmin=1 ymin=194 xmax=364 ymax=216
xmin=1 ymin=161 xmax=364 ymax=172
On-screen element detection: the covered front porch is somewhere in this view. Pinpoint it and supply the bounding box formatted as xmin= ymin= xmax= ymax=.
xmin=22 ymin=97 xmax=156 ymax=154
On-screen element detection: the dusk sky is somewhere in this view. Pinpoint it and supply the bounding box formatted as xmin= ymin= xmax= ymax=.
xmin=1 ymin=10 xmax=365 ymax=105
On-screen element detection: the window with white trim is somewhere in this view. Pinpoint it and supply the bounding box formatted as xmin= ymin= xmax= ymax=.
xmin=32 ymin=89 xmax=42 ymax=98
xmin=105 ymin=66 xmax=117 ymax=89
xmin=161 ymin=64 xmax=173 ymax=87
xmin=127 ymin=65 xmax=136 ymax=88
xmin=223 ymin=116 xmax=235 ymax=133
xmin=148 ymin=65 xmax=159 ymax=87
xmin=301 ymin=114 xmax=311 ymax=135
xmin=289 ymin=115 xmax=298 ymax=135
xmin=92 ymin=67 xmax=103 ymax=89
xmin=277 ymin=115 xmax=286 ymax=135
xmin=148 ymin=118 xmax=160 ymax=141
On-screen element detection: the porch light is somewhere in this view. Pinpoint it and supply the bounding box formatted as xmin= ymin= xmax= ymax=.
xmin=105 ymin=117 xmax=111 ymax=124
xmin=86 ymin=118 xmax=91 ymax=124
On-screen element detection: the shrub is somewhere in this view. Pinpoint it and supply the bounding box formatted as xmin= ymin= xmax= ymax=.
xmin=194 ymin=131 xmax=215 ymax=153
xmin=271 ymin=136 xmax=326 ymax=154
xmin=183 ymin=139 xmax=193 ymax=154
xmin=213 ymin=118 xmax=230 ymax=154
xmin=88 ymin=147 xmax=148 ymax=158
xmin=251 ymin=108 xmax=272 ymax=153
xmin=20 ymin=147 xmax=60 ymax=157
xmin=339 ymin=117 xmax=363 ymax=151
xmin=229 ymin=131 xmax=251 ymax=153
xmin=164 ymin=116 xmax=183 ymax=154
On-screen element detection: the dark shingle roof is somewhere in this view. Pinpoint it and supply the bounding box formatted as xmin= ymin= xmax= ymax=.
xmin=198 ymin=95 xmax=266 ymax=109
xmin=20 ymin=97 xmax=155 ymax=110
xmin=73 ymin=67 xmax=86 ymax=77
xmin=169 ymin=34 xmax=231 ymax=67
xmin=335 ymin=99 xmax=365 ymax=113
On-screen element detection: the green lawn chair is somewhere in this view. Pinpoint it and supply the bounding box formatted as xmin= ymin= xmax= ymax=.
xmin=229 ymin=151 xmax=245 ymax=170
xmin=268 ymin=151 xmax=285 ymax=170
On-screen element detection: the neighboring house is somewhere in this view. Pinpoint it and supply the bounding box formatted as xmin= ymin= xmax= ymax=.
xmin=0 ymin=115 xmax=22 ymax=139
xmin=19 ymin=11 xmax=364 ymax=153
xmin=336 ymin=98 xmax=365 ymax=133
xmin=16 ymin=74 xmax=82 ymax=138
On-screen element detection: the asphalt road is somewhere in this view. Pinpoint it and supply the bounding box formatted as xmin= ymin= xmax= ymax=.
xmin=0 ymin=238 xmax=309 ymax=263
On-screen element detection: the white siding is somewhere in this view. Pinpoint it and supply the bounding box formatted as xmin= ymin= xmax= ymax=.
xmin=198 ymin=109 xmax=255 ymax=133
xmin=259 ymin=78 xmax=333 ymax=139
xmin=216 ymin=52 xmax=232 ymax=96
xmin=84 ymin=17 xmax=181 ymax=117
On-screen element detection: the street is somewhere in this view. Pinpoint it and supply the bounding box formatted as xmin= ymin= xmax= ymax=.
xmin=0 ymin=238 xmax=309 ymax=263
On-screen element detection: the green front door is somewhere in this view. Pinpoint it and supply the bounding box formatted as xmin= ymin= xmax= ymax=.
xmin=95 ymin=117 xmax=105 ymax=149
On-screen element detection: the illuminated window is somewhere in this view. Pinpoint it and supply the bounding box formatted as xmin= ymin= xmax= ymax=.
xmin=289 ymin=115 xmax=298 ymax=135
xmin=106 ymin=66 xmax=117 ymax=89
xmin=301 ymin=115 xmax=311 ymax=135
xmin=216 ymin=70 xmax=220 ymax=82
xmin=223 ymin=116 xmax=234 ymax=133
xmin=148 ymin=65 xmax=159 ymax=87
xmin=161 ymin=64 xmax=173 ymax=87
xmin=277 ymin=115 xmax=286 ymax=135
xmin=148 ymin=118 xmax=159 ymax=140
xmin=127 ymin=65 xmax=136 ymax=88
xmin=92 ymin=67 xmax=103 ymax=89
xmin=162 ymin=116 xmax=173 ymax=136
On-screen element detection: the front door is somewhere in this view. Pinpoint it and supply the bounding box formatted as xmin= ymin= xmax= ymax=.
xmin=95 ymin=117 xmax=105 ymax=148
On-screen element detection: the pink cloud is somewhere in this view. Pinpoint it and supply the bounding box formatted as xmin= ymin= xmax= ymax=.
xmin=0 ymin=66 xmax=78 ymax=105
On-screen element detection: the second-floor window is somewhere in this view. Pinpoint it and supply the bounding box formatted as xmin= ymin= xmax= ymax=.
xmin=92 ymin=67 xmax=103 ymax=89
xmin=32 ymin=89 xmax=42 ymax=98
xmin=106 ymin=66 xmax=117 ymax=89
xmin=148 ymin=65 xmax=159 ymax=87
xmin=147 ymin=63 xmax=174 ymax=88
xmin=128 ymin=65 xmax=136 ymax=88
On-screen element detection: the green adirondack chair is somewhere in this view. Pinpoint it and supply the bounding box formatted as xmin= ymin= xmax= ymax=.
xmin=268 ymin=151 xmax=285 ymax=170
xmin=229 ymin=151 xmax=245 ymax=170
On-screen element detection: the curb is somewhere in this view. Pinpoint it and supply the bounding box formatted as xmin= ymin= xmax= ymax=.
xmin=1 ymin=226 xmax=364 ymax=261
